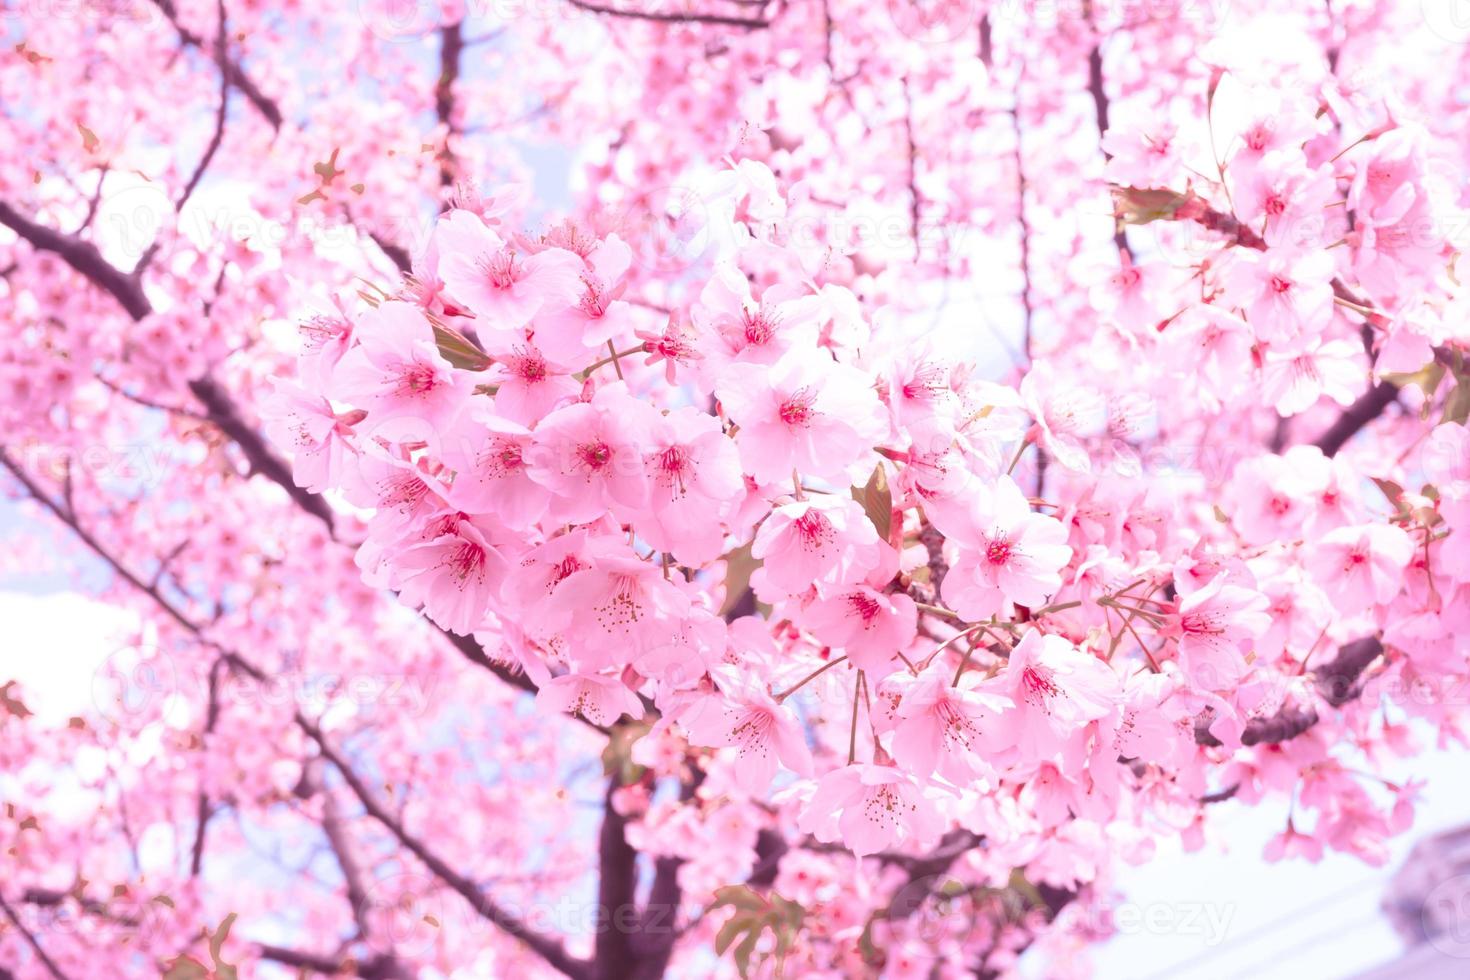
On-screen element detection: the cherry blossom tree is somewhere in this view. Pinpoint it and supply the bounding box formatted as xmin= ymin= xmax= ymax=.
xmin=2 ymin=0 xmax=1469 ymax=977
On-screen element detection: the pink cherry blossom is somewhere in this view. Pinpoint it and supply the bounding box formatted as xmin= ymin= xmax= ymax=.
xmin=797 ymin=764 xmax=944 ymax=858
xmin=800 ymin=586 xmax=918 ymax=676
xmin=750 ymin=495 xmax=883 ymax=600
xmin=1308 ymin=523 xmax=1416 ymax=611
xmin=524 ymin=383 xmax=656 ymax=524
xmin=435 ymin=209 xmax=583 ymax=330
xmin=681 ymin=665 xmax=812 ymax=794
xmin=330 ymin=300 xmax=474 ymax=432
xmin=716 ymin=348 xmax=885 ymax=486
xmin=1167 ymin=575 xmax=1271 ymax=691
xmin=888 ymin=666 xmax=1012 ymax=782
xmin=942 ymin=476 xmax=1072 ymax=620
xmin=993 ymin=631 xmax=1121 ymax=761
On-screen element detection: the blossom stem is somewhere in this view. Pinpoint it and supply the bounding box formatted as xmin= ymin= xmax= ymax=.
xmin=952 ymin=643 xmax=977 ymax=685
xmin=1032 ymin=599 xmax=1082 ymax=616
xmin=847 ymin=671 xmax=863 ymax=765
xmin=915 ymin=602 xmax=963 ymax=622
xmin=922 ymin=624 xmax=981 ymax=671
xmin=578 ymin=344 xmax=642 ymax=379
xmin=1333 ymin=295 xmax=1377 ymax=317
xmin=773 ymin=656 xmax=847 ymax=702
xmin=1005 ymin=439 xmax=1028 ymax=476
xmin=1116 ymin=609 xmax=1162 ymax=671
xmin=1098 ymin=596 xmax=1165 ymax=623
xmin=860 ymin=672 xmax=881 ymax=755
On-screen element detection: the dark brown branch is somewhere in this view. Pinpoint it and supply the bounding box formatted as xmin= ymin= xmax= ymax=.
xmin=299 ymin=759 xmax=382 ymax=946
xmin=1239 ymin=705 xmax=1320 ymax=746
xmin=1312 ymin=381 xmax=1400 ymax=458
xmin=436 ymin=22 xmax=465 ymax=189
xmin=136 ymin=0 xmax=232 ymax=275
xmin=593 ymin=778 xmax=639 ymax=980
xmin=256 ymin=945 xmax=409 ymax=979
xmin=300 ymin=717 xmax=590 ymax=980
xmin=0 ymin=452 xmax=582 ymax=980
xmin=0 ymin=196 xmax=572 ymax=708
xmin=1086 ymin=42 xmax=1134 ymax=259
xmin=187 ymin=376 xmax=338 ymax=531
xmin=0 ymin=200 xmax=152 ymax=319
xmin=1314 ymin=635 xmax=1384 ymax=707
xmin=1195 ymin=634 xmax=1383 ymax=746
xmin=370 ymin=230 xmax=413 ymax=275
xmin=0 ymin=894 xmax=71 ymax=980
xmin=0 ymin=201 xmax=320 ymax=520
xmin=1200 ymin=783 xmax=1240 ymax=804
xmin=150 ymin=0 xmax=283 ymax=131
xmin=565 ymin=0 xmax=769 ymax=28
xmin=188 ymin=658 xmax=226 ymax=877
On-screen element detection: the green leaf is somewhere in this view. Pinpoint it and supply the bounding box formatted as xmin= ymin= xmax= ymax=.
xmin=713 ymin=885 xmax=768 ymax=913
xmin=1372 ymin=477 xmax=1408 ymax=517
xmin=161 ymin=957 xmax=209 ymax=980
xmin=711 ymin=886 xmax=805 ymax=979
xmin=600 ymin=720 xmax=651 ymax=785
xmin=1007 ymin=868 xmax=1044 ymax=909
xmin=731 ymin=928 xmax=761 ymax=978
xmin=1112 ymin=186 xmax=1193 ymax=226
xmin=0 ymin=681 xmax=32 ymax=719
xmin=852 ymin=465 xmax=892 ymax=542
xmin=1382 ymin=361 xmax=1445 ymax=398
xmin=714 ymin=911 xmax=757 ymax=957
xmin=718 ymin=543 xmax=761 ymax=618
xmin=1442 ymin=377 xmax=1470 ymax=426
xmin=432 ymin=324 xmax=494 ymax=372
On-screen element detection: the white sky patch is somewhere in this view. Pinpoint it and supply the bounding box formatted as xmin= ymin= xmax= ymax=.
xmin=1071 ymin=746 xmax=1470 ymax=979
xmin=0 ymin=590 xmax=139 ymax=728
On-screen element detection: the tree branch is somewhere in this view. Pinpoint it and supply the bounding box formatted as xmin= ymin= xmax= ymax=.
xmin=0 ymin=894 xmax=72 ymax=980
xmin=149 ymin=0 xmax=283 ymax=131
xmin=0 ymin=450 xmax=584 ymax=980
xmin=0 ymin=200 xmax=575 ymax=709
xmin=300 ymin=717 xmax=590 ymax=980
xmin=1312 ymin=381 xmax=1400 ymax=458
xmin=564 ymin=0 xmax=769 ymax=28
xmin=592 ymin=778 xmax=638 ymax=980
xmin=436 ymin=22 xmax=465 ymax=189
xmin=135 ymin=0 xmax=232 ymax=276
xmin=1194 ymin=634 xmax=1383 ymax=746
xmin=0 ymin=200 xmax=151 ymax=319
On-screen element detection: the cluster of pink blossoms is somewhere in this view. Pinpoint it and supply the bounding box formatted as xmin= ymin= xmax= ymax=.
xmin=269 ymin=77 xmax=1468 ymax=883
